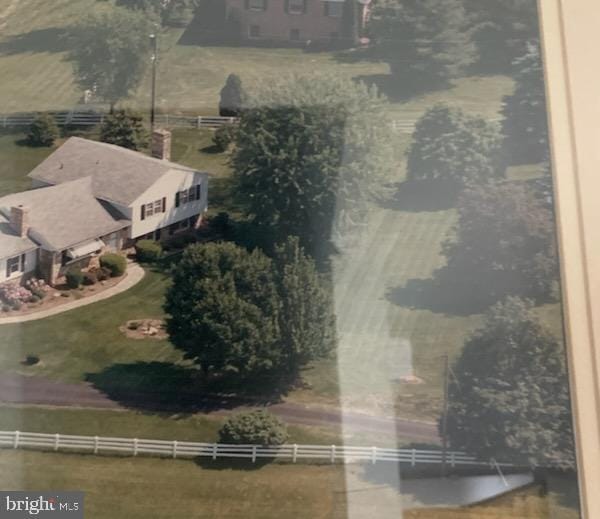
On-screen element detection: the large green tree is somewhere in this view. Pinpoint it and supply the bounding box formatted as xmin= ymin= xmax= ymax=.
xmin=463 ymin=0 xmax=539 ymax=73
xmin=116 ymin=0 xmax=196 ymax=25
xmin=406 ymin=105 xmax=504 ymax=186
xmin=445 ymin=297 xmax=575 ymax=469
xmin=442 ymin=179 xmax=559 ymax=305
xmin=219 ymin=73 xmax=245 ymax=117
xmin=164 ymin=240 xmax=336 ymax=381
xmin=165 ymin=242 xmax=281 ymax=378
xmin=232 ymin=74 xmax=393 ymax=260
xmin=100 ymin=109 xmax=147 ymax=150
xmin=69 ymin=9 xmax=152 ymax=110
xmin=367 ymin=0 xmax=476 ymax=91
xmin=501 ymin=43 xmax=549 ymax=165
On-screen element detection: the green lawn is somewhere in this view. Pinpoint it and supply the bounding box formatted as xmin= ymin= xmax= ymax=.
xmin=0 ymin=450 xmax=579 ymax=519
xmin=0 ymin=132 xmax=58 ymax=196
xmin=0 ymin=269 xmax=177 ymax=383
xmin=0 ymin=450 xmax=350 ymax=519
xmin=0 ymin=0 xmax=512 ymax=118
xmin=0 ymin=405 xmax=342 ymax=445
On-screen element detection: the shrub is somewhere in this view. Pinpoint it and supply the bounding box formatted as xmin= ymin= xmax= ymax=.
xmin=65 ymin=268 xmax=84 ymax=289
xmin=2 ymin=305 xmax=10 ymax=312
xmin=26 ymin=113 xmax=59 ymax=147
xmin=100 ymin=253 xmax=127 ymax=277
xmin=27 ymin=295 xmax=41 ymax=304
xmin=0 ymin=283 xmax=32 ymax=306
xmin=95 ymin=267 xmax=111 ymax=282
xmin=31 ymin=287 xmax=47 ymax=300
xmin=82 ymin=272 xmax=97 ymax=286
xmin=128 ymin=321 xmax=140 ymax=330
xmin=23 ymin=355 xmax=40 ymax=366
xmin=213 ymin=125 xmax=236 ymax=152
xmin=12 ymin=301 xmax=22 ymax=311
xmin=218 ymin=410 xmax=288 ymax=446
xmin=209 ymin=212 xmax=235 ymax=239
xmin=135 ymin=239 xmax=163 ymax=263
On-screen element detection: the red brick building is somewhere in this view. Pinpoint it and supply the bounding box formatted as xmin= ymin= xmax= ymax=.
xmin=198 ymin=0 xmax=371 ymax=46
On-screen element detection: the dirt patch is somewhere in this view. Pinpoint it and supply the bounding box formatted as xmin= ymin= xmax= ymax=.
xmin=120 ymin=319 xmax=168 ymax=340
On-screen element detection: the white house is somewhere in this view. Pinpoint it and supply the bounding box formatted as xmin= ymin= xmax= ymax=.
xmin=0 ymin=130 xmax=209 ymax=285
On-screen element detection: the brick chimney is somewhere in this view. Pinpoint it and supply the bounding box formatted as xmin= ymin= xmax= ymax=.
xmin=10 ymin=205 xmax=29 ymax=237
xmin=151 ymin=129 xmax=172 ymax=161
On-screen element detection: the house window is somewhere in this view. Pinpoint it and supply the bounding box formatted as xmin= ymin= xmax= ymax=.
xmin=141 ymin=198 xmax=166 ymax=220
xmin=5 ymin=254 xmax=24 ymax=278
xmin=188 ymin=186 xmax=196 ymax=202
xmin=287 ymin=0 xmax=306 ymax=14
xmin=324 ymin=1 xmax=343 ymax=17
xmin=180 ymin=190 xmax=188 ymax=205
xmin=247 ymin=0 xmax=266 ymax=11
xmin=249 ymin=25 xmax=261 ymax=38
xmin=176 ymin=186 xmax=201 ymax=207
xmin=290 ymin=28 xmax=301 ymax=41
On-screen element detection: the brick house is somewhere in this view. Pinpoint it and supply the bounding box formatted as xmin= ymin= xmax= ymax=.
xmin=198 ymin=0 xmax=372 ymax=46
xmin=0 ymin=130 xmax=209 ymax=286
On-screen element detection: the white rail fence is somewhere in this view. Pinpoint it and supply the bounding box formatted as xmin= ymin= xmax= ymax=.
xmin=0 ymin=111 xmax=502 ymax=134
xmin=0 ymin=112 xmax=239 ymax=130
xmin=0 ymin=430 xmax=508 ymax=468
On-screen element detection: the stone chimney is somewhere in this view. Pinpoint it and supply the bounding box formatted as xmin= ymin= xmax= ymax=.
xmin=10 ymin=205 xmax=29 ymax=237
xmin=151 ymin=129 xmax=172 ymax=161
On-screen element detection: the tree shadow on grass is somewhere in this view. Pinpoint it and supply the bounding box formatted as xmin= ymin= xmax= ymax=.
xmin=194 ymin=456 xmax=276 ymax=471
xmin=86 ymin=361 xmax=294 ymax=414
xmin=0 ymin=28 xmax=72 ymax=55
xmin=200 ymin=144 xmax=223 ymax=155
xmin=379 ymin=180 xmax=460 ymax=213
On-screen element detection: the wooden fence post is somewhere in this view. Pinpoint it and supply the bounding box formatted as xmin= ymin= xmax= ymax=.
xmin=197 ymin=116 xmax=202 ymax=129
xmin=13 ymin=431 xmax=19 ymax=449
xmin=133 ymin=438 xmax=138 ymax=457
xmin=450 ymin=451 xmax=455 ymax=468
xmin=371 ymin=446 xmax=377 ymax=464
xmin=172 ymin=440 xmax=178 ymax=459
xmin=54 ymin=433 xmax=60 ymax=452
xmin=330 ymin=445 xmax=336 ymax=463
xmin=94 ymin=436 xmax=99 ymax=454
xmin=411 ymin=449 xmax=416 ymax=467
xmin=293 ymin=444 xmax=298 ymax=463
xmin=212 ymin=443 xmax=217 ymax=460
xmin=252 ymin=445 xmax=257 ymax=463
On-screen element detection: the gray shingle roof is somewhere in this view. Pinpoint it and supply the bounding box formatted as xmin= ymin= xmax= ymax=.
xmin=0 ymin=177 xmax=129 ymax=251
xmin=0 ymin=217 xmax=37 ymax=259
xmin=27 ymin=137 xmax=197 ymax=207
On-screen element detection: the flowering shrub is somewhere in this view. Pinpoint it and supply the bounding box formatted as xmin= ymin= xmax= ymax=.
xmin=0 ymin=283 xmax=32 ymax=308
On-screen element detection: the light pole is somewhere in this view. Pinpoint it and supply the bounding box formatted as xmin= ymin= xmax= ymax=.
xmin=440 ymin=353 xmax=450 ymax=477
xmin=149 ymin=32 xmax=158 ymax=133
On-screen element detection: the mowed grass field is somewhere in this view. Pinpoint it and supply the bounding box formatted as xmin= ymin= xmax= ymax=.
xmin=0 ymin=0 xmax=513 ymax=117
xmin=0 ymin=449 xmax=579 ymax=519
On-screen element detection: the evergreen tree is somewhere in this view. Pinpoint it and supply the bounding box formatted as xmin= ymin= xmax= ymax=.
xmin=273 ymin=237 xmax=337 ymax=372
xmin=26 ymin=113 xmax=59 ymax=147
xmin=445 ymin=297 xmax=575 ymax=469
xmin=406 ymin=105 xmax=504 ymax=186
xmin=501 ymin=43 xmax=549 ymax=165
xmin=100 ymin=109 xmax=148 ymax=150
xmin=367 ymin=0 xmax=476 ymax=91
xmin=219 ymin=74 xmax=245 ymax=117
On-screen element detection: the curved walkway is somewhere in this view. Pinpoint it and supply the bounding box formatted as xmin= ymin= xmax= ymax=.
xmin=0 ymin=263 xmax=145 ymax=325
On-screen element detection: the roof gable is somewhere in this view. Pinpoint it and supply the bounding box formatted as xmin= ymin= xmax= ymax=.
xmin=27 ymin=137 xmax=198 ymax=207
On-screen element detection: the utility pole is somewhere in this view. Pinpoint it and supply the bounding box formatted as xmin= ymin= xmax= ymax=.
xmin=149 ymin=32 xmax=158 ymax=133
xmin=440 ymin=353 xmax=450 ymax=478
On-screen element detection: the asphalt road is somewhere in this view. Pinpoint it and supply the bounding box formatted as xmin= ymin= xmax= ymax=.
xmin=0 ymin=373 xmax=440 ymax=443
